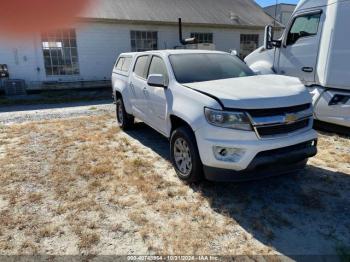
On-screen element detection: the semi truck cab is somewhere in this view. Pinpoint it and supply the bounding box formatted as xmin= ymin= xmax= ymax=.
xmin=245 ymin=0 xmax=350 ymax=128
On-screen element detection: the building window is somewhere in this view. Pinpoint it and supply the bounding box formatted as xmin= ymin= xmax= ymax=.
xmin=130 ymin=31 xmax=158 ymax=52
xmin=240 ymin=34 xmax=259 ymax=59
xmin=190 ymin=33 xmax=213 ymax=43
xmin=41 ymin=29 xmax=80 ymax=76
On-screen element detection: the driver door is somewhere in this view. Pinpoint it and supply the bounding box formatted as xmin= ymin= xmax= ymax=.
xmin=276 ymin=11 xmax=323 ymax=85
xmin=145 ymin=55 xmax=169 ymax=134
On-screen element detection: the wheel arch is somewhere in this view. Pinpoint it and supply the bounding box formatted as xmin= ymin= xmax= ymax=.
xmin=169 ymin=117 xmax=204 ymax=182
xmin=114 ymin=86 xmax=133 ymax=115
xmin=169 ymin=114 xmax=195 ymax=135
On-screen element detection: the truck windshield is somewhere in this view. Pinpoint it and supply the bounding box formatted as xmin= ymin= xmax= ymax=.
xmin=169 ymin=53 xmax=254 ymax=84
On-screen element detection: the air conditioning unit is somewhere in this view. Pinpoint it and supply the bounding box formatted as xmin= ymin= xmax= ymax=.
xmin=4 ymin=79 xmax=26 ymax=96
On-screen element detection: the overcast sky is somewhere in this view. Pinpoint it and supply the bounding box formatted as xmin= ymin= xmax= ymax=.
xmin=255 ymin=0 xmax=299 ymax=7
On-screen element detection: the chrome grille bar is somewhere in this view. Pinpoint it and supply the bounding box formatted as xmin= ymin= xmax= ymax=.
xmin=246 ymin=105 xmax=314 ymax=139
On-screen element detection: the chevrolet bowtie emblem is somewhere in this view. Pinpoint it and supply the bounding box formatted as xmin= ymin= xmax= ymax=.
xmin=285 ymin=113 xmax=298 ymax=124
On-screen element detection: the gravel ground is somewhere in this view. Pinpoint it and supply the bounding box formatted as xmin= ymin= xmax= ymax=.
xmin=0 ymin=102 xmax=349 ymax=258
xmin=0 ymin=101 xmax=114 ymax=125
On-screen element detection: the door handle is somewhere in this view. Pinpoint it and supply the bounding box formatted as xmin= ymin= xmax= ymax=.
xmin=302 ymin=67 xmax=313 ymax=73
xmin=129 ymin=83 xmax=136 ymax=95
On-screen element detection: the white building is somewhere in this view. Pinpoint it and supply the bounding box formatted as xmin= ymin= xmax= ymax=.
xmin=0 ymin=0 xmax=277 ymax=92
xmin=264 ymin=3 xmax=296 ymax=26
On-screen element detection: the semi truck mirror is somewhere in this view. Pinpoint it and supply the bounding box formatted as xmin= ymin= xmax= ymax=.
xmin=264 ymin=25 xmax=274 ymax=50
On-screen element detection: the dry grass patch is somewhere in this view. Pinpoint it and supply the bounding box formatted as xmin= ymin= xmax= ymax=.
xmin=0 ymin=113 xmax=349 ymax=256
xmin=39 ymin=225 xmax=60 ymax=238
xmin=0 ymin=114 xmax=254 ymax=255
xmin=309 ymin=132 xmax=350 ymax=173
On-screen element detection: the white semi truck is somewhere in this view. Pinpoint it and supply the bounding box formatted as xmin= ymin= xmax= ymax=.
xmin=245 ymin=0 xmax=350 ymax=128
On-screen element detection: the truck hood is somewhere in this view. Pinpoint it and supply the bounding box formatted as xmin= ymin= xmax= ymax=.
xmin=183 ymin=75 xmax=311 ymax=109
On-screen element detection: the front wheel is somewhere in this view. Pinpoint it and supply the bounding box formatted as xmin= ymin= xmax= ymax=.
xmin=116 ymin=97 xmax=134 ymax=130
xmin=170 ymin=126 xmax=203 ymax=183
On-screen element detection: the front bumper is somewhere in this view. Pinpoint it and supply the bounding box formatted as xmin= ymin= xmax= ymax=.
xmin=203 ymin=140 xmax=317 ymax=182
xmin=194 ymin=124 xmax=318 ymax=181
xmin=310 ymin=86 xmax=350 ymax=128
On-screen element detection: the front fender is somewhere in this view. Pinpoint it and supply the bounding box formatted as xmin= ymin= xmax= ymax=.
xmin=167 ymin=85 xmax=221 ymax=136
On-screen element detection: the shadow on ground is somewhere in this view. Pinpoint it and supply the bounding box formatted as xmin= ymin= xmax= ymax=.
xmin=126 ymin=122 xmax=170 ymax=160
xmin=315 ymin=120 xmax=350 ymax=138
xmin=126 ymin=122 xmax=350 ymax=256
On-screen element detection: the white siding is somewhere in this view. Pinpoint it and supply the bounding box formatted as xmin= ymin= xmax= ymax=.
xmin=0 ymin=34 xmax=44 ymax=83
xmin=0 ymin=21 xmax=264 ymax=89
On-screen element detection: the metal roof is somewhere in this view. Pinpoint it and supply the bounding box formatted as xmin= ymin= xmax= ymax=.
xmin=80 ymin=0 xmax=278 ymax=28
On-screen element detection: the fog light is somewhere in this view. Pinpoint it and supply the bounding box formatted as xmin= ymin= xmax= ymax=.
xmin=213 ymin=146 xmax=246 ymax=162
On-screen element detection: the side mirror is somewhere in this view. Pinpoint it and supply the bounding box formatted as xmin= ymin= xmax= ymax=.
xmin=230 ymin=50 xmax=238 ymax=56
xmin=147 ymin=74 xmax=167 ymax=88
xmin=264 ymin=25 xmax=274 ymax=50
xmin=264 ymin=25 xmax=282 ymax=49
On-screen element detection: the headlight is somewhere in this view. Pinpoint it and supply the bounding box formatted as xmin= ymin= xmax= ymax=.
xmin=204 ymin=108 xmax=252 ymax=131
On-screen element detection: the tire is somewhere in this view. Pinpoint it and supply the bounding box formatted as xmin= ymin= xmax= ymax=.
xmin=116 ymin=97 xmax=134 ymax=130
xmin=170 ymin=126 xmax=203 ymax=183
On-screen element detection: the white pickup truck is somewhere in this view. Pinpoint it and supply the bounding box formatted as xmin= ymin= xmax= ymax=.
xmin=112 ymin=50 xmax=318 ymax=182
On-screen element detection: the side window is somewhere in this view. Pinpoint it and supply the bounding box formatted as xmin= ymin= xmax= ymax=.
xmin=115 ymin=57 xmax=132 ymax=73
xmin=133 ymin=55 xmax=149 ymax=79
xmin=148 ymin=56 xmax=169 ymax=83
xmin=115 ymin=57 xmax=125 ymax=70
xmin=121 ymin=57 xmax=132 ymax=72
xmin=287 ymin=13 xmax=321 ymax=45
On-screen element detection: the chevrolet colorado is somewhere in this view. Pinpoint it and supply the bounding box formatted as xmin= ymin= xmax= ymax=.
xmin=112 ymin=50 xmax=317 ymax=182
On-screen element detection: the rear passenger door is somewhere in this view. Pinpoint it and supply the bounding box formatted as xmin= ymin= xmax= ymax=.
xmin=146 ymin=55 xmax=169 ymax=133
xmin=131 ymin=55 xmax=150 ymax=120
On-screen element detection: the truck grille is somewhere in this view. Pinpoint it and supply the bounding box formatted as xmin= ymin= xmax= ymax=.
xmin=247 ymin=104 xmax=313 ymax=139
xmin=256 ymin=119 xmax=310 ymax=137
xmin=248 ymin=103 xmax=311 ymax=117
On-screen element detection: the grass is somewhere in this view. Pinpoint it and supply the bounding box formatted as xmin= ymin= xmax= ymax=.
xmin=0 ymin=114 xmax=243 ymax=255
xmin=309 ymin=132 xmax=350 ymax=174
xmin=39 ymin=225 xmax=60 ymax=238
xmin=0 ymin=113 xmax=349 ymax=255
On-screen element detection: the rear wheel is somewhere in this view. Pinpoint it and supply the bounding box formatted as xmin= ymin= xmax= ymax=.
xmin=170 ymin=126 xmax=203 ymax=182
xmin=116 ymin=97 xmax=134 ymax=130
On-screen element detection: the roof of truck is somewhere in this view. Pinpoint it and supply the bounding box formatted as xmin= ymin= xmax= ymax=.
xmin=120 ymin=50 xmax=227 ymax=57
xmin=80 ymin=0 xmax=279 ymax=28
xmin=296 ymin=0 xmax=339 ymax=10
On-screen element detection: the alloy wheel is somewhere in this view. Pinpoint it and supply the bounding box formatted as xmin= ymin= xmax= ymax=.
xmin=173 ymin=137 xmax=193 ymax=176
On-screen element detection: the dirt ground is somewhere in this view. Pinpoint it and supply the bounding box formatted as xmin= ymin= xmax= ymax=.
xmin=0 ymin=107 xmax=349 ymax=259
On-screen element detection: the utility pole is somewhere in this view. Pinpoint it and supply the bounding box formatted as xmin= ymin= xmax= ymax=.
xmin=274 ymin=0 xmax=278 ymax=27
